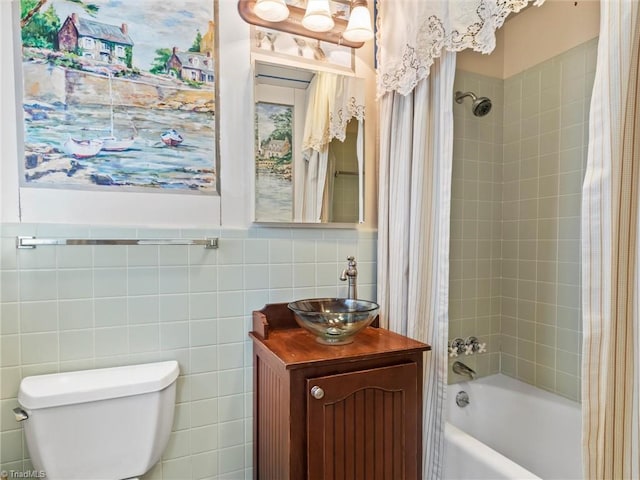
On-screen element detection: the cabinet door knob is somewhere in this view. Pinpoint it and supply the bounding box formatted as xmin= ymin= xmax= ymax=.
xmin=310 ymin=386 xmax=325 ymax=399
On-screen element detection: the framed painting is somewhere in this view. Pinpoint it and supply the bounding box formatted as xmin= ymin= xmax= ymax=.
xmin=250 ymin=0 xmax=355 ymax=75
xmin=19 ymin=0 xmax=219 ymax=194
xmin=255 ymin=101 xmax=293 ymax=222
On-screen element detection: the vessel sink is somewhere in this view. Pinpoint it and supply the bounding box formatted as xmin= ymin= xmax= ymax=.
xmin=287 ymin=298 xmax=380 ymax=345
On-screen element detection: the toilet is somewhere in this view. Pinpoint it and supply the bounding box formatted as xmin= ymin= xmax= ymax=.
xmin=14 ymin=361 xmax=179 ymax=480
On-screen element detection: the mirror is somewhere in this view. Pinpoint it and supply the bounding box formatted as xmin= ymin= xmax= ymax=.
xmin=253 ymin=60 xmax=365 ymax=224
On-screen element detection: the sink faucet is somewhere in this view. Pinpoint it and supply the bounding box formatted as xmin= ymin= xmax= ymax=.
xmin=340 ymin=256 xmax=358 ymax=299
xmin=452 ymin=361 xmax=476 ymax=380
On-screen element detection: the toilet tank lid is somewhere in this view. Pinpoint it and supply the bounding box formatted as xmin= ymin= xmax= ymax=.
xmin=18 ymin=361 xmax=180 ymax=410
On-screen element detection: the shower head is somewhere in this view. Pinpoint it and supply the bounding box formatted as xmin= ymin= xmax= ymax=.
xmin=455 ymin=91 xmax=492 ymax=117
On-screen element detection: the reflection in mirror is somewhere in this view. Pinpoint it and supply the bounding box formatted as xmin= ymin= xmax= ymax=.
xmin=254 ymin=61 xmax=364 ymax=224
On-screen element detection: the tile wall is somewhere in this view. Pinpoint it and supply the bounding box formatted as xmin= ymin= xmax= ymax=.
xmin=0 ymin=223 xmax=376 ymax=479
xmin=449 ymin=72 xmax=504 ymax=380
xmin=499 ymin=38 xmax=596 ymax=401
xmin=450 ymin=38 xmax=596 ymax=401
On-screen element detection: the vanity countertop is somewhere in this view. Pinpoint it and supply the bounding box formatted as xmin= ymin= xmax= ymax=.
xmin=250 ymin=302 xmax=430 ymax=369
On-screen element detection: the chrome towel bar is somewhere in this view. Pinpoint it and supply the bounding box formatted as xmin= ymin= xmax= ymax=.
xmin=16 ymin=236 xmax=218 ymax=249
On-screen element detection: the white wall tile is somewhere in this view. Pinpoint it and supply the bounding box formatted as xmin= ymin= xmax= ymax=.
xmin=160 ymin=294 xmax=189 ymax=322
xmin=58 ymin=269 xmax=93 ymax=300
xmin=242 ymin=239 xmax=268 ymax=265
xmin=20 ymin=301 xmax=57 ymax=333
xmin=94 ymin=268 xmax=127 ymax=297
xmin=129 ymin=325 xmax=160 ymax=353
xmin=128 ymin=296 xmax=159 ymax=324
xmin=190 ymin=320 xmax=217 ymax=347
xmin=94 ymin=245 xmax=127 ymax=268
xmin=243 ymin=265 xmax=268 ymax=291
xmin=19 ymin=270 xmax=56 ymax=302
xmin=191 ymin=372 xmax=218 ymax=401
xmin=218 ymin=420 xmax=245 ymax=449
xmin=268 ymin=240 xmax=292 ymax=264
xmin=218 ymin=445 xmax=245 ymax=475
xmin=217 ymin=239 xmax=244 ymax=266
xmin=191 ymin=451 xmax=218 ymax=480
xmin=191 ymin=425 xmax=218 ymax=454
xmin=217 ymin=317 xmax=245 ymax=345
xmin=128 ymin=268 xmax=159 ymax=296
xmin=0 ymin=304 xmax=19 ymax=337
xmin=191 ymin=398 xmax=218 ymax=428
xmin=0 ymin=367 xmax=21 ymax=400
xmin=159 ymin=246 xmax=189 ymax=266
xmin=163 ymin=430 xmax=191 ymax=460
xmin=1 ymin=225 xmax=373 ymax=478
xmin=57 ymin=245 xmax=92 ymax=269
xmin=21 ymin=332 xmax=58 ymax=365
xmin=95 ymin=297 xmax=127 ymax=327
xmin=1 ymin=335 xmax=19 ymax=367
xmin=190 ymin=265 xmax=218 ymax=293
xmin=161 ymin=322 xmax=190 ymax=351
xmin=0 ymin=430 xmax=23 ymax=463
xmin=189 ymin=293 xmax=217 ymax=320
xmin=161 ymin=456 xmax=192 ymax=480
xmin=95 ymin=327 xmax=128 ymax=357
xmin=159 ymin=267 xmax=188 ymax=295
xmin=59 ymin=330 xmax=94 ymax=361
xmin=217 ymin=344 xmax=243 ymax=371
xmin=218 ymin=369 xmax=244 ymax=397
xmin=217 ymin=292 xmax=244 ymax=318
xmin=17 ymin=247 xmax=56 ymax=270
xmin=128 ymin=245 xmax=159 ymax=267
xmin=59 ymin=299 xmax=93 ymax=330
xmin=217 ymin=266 xmax=243 ymax=292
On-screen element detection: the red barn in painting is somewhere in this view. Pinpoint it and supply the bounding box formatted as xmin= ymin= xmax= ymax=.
xmin=58 ymin=13 xmax=134 ymax=67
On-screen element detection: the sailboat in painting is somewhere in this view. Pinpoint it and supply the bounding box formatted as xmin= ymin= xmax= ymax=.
xmin=101 ymin=72 xmax=136 ymax=152
xmin=63 ymin=137 xmax=104 ymax=158
xmin=160 ymin=129 xmax=183 ymax=146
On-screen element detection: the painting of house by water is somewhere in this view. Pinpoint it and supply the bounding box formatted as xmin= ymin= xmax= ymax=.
xmin=255 ymin=102 xmax=293 ymax=222
xmin=20 ymin=0 xmax=218 ymax=194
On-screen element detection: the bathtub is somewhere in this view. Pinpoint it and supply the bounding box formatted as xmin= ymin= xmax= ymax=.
xmin=443 ymin=374 xmax=582 ymax=480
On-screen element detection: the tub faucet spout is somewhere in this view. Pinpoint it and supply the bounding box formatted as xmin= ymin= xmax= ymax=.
xmin=340 ymin=256 xmax=358 ymax=299
xmin=452 ymin=361 xmax=476 ymax=380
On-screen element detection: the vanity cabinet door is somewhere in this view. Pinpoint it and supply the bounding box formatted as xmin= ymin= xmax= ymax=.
xmin=306 ymin=362 xmax=419 ymax=480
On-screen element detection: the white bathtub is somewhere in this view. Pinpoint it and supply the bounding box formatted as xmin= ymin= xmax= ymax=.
xmin=443 ymin=374 xmax=582 ymax=480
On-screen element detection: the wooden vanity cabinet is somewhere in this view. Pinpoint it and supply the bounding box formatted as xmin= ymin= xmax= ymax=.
xmin=250 ymin=303 xmax=431 ymax=480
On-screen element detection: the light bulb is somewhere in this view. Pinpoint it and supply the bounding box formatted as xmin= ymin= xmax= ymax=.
xmin=343 ymin=4 xmax=373 ymax=42
xmin=253 ymin=0 xmax=289 ymax=22
xmin=302 ymin=0 xmax=334 ymax=32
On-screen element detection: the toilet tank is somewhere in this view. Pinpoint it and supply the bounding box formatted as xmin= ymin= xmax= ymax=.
xmin=17 ymin=361 xmax=179 ymax=480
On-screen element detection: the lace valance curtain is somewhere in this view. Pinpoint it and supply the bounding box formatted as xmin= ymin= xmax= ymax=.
xmin=376 ymin=0 xmax=545 ymax=97
xmin=301 ymin=72 xmax=365 ymax=154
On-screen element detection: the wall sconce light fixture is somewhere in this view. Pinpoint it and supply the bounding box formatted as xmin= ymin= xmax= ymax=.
xmin=238 ymin=0 xmax=374 ymax=49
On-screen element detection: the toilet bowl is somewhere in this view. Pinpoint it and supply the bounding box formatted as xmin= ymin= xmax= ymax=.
xmin=15 ymin=361 xmax=179 ymax=480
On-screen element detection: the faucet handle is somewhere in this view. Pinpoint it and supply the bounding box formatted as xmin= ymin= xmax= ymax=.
xmin=450 ymin=337 xmax=465 ymax=354
xmin=465 ymin=336 xmax=484 ymax=354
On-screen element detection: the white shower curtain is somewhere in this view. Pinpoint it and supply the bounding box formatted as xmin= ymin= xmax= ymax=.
xmin=376 ymin=1 xmax=545 ymax=477
xmin=581 ymin=1 xmax=640 ymax=478
xmin=377 ymin=52 xmax=456 ymax=478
